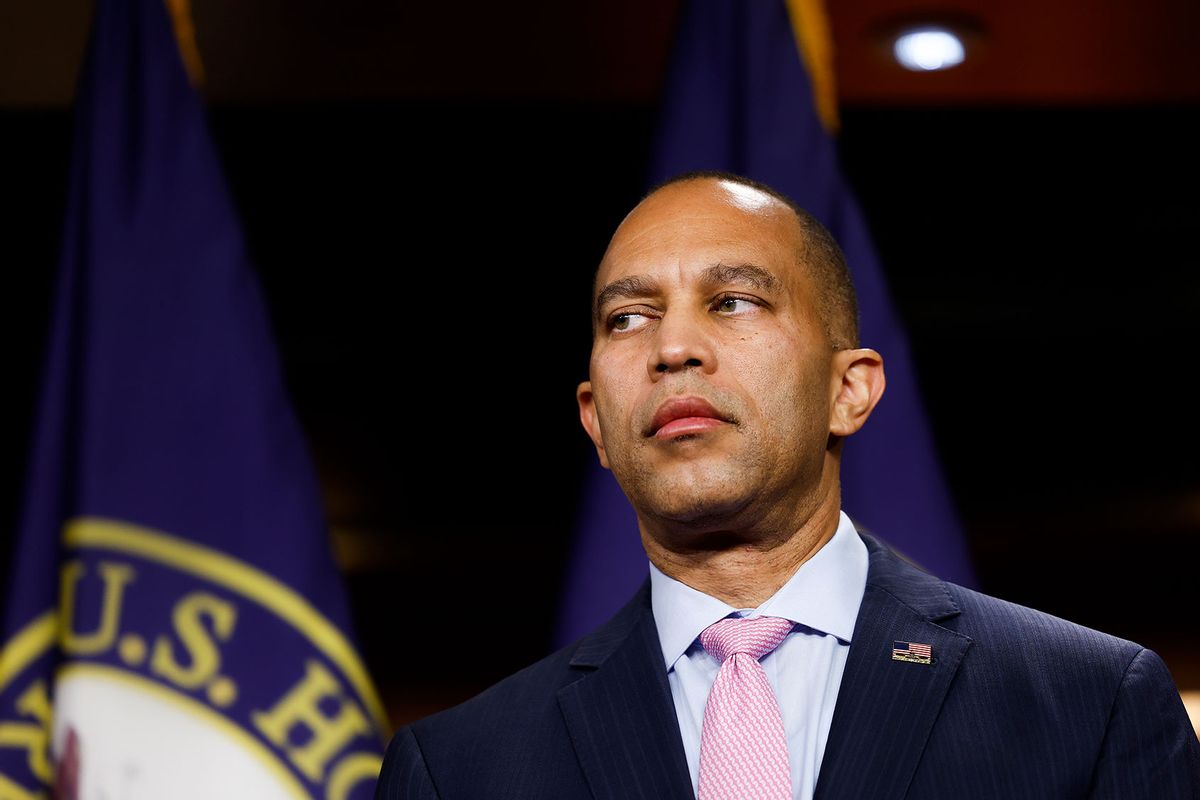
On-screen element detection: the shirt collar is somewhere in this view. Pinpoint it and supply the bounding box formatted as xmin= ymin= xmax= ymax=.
xmin=649 ymin=510 xmax=868 ymax=671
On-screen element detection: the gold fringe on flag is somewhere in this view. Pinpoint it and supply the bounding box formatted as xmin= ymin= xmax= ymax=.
xmin=164 ymin=0 xmax=206 ymax=88
xmin=784 ymin=0 xmax=839 ymax=134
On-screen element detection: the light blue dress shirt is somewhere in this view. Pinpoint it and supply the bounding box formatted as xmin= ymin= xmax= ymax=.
xmin=649 ymin=511 xmax=868 ymax=800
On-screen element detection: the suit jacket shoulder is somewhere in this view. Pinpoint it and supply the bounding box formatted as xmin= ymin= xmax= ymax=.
xmin=375 ymin=583 xmax=694 ymax=799
xmin=940 ymin=580 xmax=1200 ymax=797
xmin=816 ymin=532 xmax=1200 ymax=799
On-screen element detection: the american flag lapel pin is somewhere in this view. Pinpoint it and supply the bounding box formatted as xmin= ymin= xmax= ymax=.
xmin=892 ymin=640 xmax=933 ymax=665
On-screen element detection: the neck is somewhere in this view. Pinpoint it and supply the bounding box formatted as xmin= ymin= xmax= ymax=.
xmin=641 ymin=488 xmax=842 ymax=608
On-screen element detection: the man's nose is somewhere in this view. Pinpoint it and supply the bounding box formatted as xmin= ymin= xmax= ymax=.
xmin=648 ymin=309 xmax=717 ymax=378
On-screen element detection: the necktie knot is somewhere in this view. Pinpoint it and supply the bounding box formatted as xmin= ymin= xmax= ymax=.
xmin=697 ymin=614 xmax=794 ymax=799
xmin=699 ymin=615 xmax=794 ymax=663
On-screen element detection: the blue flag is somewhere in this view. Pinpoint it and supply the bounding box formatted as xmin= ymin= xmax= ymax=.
xmin=0 ymin=1 xmax=387 ymax=797
xmin=557 ymin=0 xmax=976 ymax=645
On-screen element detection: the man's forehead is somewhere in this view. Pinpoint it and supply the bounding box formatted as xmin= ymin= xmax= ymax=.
xmin=595 ymin=179 xmax=801 ymax=290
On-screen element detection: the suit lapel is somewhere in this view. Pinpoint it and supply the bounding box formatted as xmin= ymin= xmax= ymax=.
xmin=813 ymin=534 xmax=973 ymax=800
xmin=558 ymin=582 xmax=695 ymax=800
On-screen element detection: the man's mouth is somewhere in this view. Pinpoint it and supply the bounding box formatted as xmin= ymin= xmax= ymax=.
xmin=647 ymin=396 xmax=732 ymax=439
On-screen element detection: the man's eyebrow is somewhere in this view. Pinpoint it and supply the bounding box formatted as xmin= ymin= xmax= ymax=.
xmin=594 ymin=274 xmax=661 ymax=323
xmin=592 ymin=264 xmax=782 ymax=324
xmin=700 ymin=263 xmax=782 ymax=292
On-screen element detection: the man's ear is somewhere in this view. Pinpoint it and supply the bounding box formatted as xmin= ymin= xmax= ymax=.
xmin=576 ymin=381 xmax=610 ymax=469
xmin=829 ymin=348 xmax=886 ymax=437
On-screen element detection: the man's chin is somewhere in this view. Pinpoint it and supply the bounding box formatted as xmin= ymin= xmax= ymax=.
xmin=614 ymin=453 xmax=764 ymax=526
xmin=641 ymin=488 xmax=753 ymax=530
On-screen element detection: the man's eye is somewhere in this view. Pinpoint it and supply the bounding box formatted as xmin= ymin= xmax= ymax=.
xmin=611 ymin=312 xmax=651 ymax=332
xmin=714 ymin=296 xmax=757 ymax=314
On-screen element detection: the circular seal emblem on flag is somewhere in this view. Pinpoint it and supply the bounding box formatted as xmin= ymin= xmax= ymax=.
xmin=0 ymin=518 xmax=387 ymax=800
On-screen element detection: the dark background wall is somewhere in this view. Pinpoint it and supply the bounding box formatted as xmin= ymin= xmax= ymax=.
xmin=2 ymin=0 xmax=1198 ymax=726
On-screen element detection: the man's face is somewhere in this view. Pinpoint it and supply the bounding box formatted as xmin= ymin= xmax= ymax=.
xmin=578 ymin=178 xmax=844 ymax=533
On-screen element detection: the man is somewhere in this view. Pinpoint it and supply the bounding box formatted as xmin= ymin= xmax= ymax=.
xmin=376 ymin=173 xmax=1200 ymax=799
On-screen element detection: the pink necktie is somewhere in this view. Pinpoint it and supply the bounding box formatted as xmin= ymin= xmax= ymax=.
xmin=697 ymin=615 xmax=795 ymax=800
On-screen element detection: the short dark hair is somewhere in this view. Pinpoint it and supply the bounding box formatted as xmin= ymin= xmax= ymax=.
xmin=647 ymin=170 xmax=860 ymax=349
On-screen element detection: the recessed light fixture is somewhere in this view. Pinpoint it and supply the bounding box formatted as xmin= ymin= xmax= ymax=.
xmin=892 ymin=26 xmax=967 ymax=72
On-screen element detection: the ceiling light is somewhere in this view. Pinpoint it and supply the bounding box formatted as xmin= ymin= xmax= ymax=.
xmin=892 ymin=27 xmax=966 ymax=72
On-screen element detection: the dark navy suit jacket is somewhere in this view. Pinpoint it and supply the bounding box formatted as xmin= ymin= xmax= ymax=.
xmin=377 ymin=533 xmax=1200 ymax=798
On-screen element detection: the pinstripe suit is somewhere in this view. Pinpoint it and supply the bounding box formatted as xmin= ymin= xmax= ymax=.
xmin=376 ymin=533 xmax=1200 ymax=798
